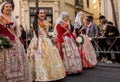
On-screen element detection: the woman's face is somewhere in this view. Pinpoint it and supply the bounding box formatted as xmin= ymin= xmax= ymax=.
xmin=2 ymin=3 xmax=12 ymax=15
xmin=63 ymin=16 xmax=69 ymax=22
xmin=81 ymin=13 xmax=85 ymax=19
xmin=38 ymin=10 xmax=46 ymax=20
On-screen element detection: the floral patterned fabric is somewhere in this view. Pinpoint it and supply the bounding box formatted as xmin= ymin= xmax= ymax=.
xmin=0 ymin=50 xmax=4 ymax=82
xmin=0 ymin=23 xmax=31 ymax=82
xmin=80 ymin=34 xmax=97 ymax=68
xmin=27 ymin=27 xmax=66 ymax=81
xmin=0 ymin=38 xmax=32 ymax=82
xmin=62 ymin=36 xmax=82 ymax=74
xmin=55 ymin=24 xmax=82 ymax=74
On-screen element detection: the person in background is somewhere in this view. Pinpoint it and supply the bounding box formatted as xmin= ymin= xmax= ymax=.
xmin=104 ymin=21 xmax=120 ymax=63
xmin=0 ymin=1 xmax=31 ymax=82
xmin=98 ymin=15 xmax=108 ymax=37
xmin=54 ymin=11 xmax=82 ymax=74
xmin=20 ymin=24 xmax=27 ymax=50
xmin=48 ymin=23 xmax=54 ymax=32
xmin=97 ymin=15 xmax=108 ymax=62
xmin=27 ymin=9 xmax=66 ymax=81
xmin=85 ymin=15 xmax=98 ymax=51
xmin=69 ymin=19 xmax=74 ymax=32
xmin=85 ymin=16 xmax=98 ymax=37
xmin=48 ymin=23 xmax=55 ymax=38
xmin=27 ymin=25 xmax=34 ymax=45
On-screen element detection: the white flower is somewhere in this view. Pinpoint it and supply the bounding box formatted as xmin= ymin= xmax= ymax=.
xmin=76 ymin=36 xmax=83 ymax=44
xmin=48 ymin=32 xmax=55 ymax=37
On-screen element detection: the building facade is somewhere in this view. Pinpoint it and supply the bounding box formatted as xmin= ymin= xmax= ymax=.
xmin=0 ymin=0 xmax=99 ymax=30
xmin=101 ymin=0 xmax=120 ymax=31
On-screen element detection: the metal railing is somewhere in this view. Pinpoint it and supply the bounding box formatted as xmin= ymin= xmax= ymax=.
xmin=91 ymin=36 xmax=120 ymax=53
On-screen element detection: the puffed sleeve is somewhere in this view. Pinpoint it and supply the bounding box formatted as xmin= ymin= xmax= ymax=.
xmin=56 ymin=24 xmax=64 ymax=44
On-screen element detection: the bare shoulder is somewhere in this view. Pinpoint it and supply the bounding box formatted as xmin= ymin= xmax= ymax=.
xmin=44 ymin=20 xmax=49 ymax=25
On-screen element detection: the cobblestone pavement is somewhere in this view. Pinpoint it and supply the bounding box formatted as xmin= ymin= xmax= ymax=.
xmin=51 ymin=63 xmax=120 ymax=82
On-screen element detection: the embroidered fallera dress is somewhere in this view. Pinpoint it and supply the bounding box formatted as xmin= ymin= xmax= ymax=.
xmin=27 ymin=22 xmax=66 ymax=81
xmin=79 ymin=34 xmax=97 ymax=68
xmin=0 ymin=22 xmax=31 ymax=82
xmin=55 ymin=24 xmax=82 ymax=74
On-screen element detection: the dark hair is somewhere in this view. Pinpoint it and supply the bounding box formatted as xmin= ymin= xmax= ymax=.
xmin=33 ymin=9 xmax=39 ymax=37
xmin=86 ymin=16 xmax=93 ymax=21
xmin=99 ymin=15 xmax=106 ymax=19
xmin=106 ymin=25 xmax=118 ymax=32
xmin=107 ymin=21 xmax=113 ymax=25
xmin=33 ymin=9 xmax=46 ymax=37
xmin=88 ymin=16 xmax=93 ymax=20
xmin=1 ymin=2 xmax=13 ymax=14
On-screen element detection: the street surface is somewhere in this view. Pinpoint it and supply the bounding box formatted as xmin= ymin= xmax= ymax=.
xmin=51 ymin=63 xmax=120 ymax=82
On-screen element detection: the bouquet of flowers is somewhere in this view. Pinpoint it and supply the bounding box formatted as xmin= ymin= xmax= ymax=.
xmin=0 ymin=36 xmax=12 ymax=50
xmin=76 ymin=35 xmax=84 ymax=46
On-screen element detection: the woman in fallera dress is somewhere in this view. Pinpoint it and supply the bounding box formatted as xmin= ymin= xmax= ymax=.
xmin=0 ymin=1 xmax=31 ymax=82
xmin=27 ymin=9 xmax=66 ymax=81
xmin=54 ymin=11 xmax=82 ymax=74
xmin=74 ymin=11 xmax=97 ymax=68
